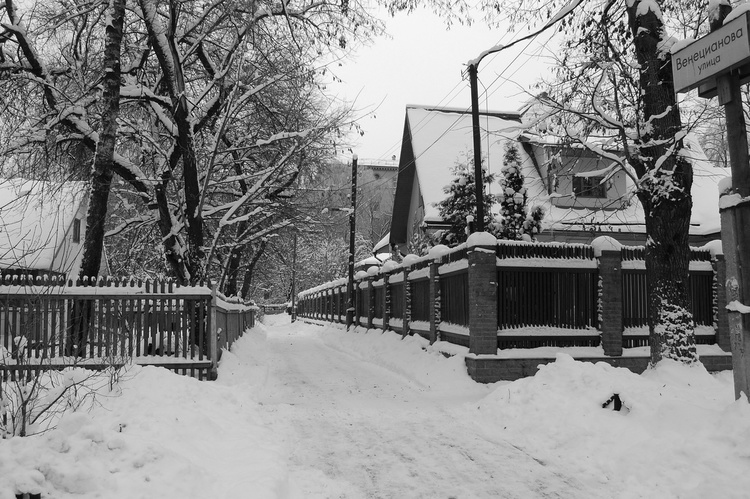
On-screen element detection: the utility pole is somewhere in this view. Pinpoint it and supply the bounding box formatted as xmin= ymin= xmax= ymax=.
xmin=709 ymin=7 xmax=750 ymax=399
xmin=346 ymin=155 xmax=358 ymax=329
xmin=466 ymin=47 xmax=506 ymax=233
xmin=290 ymin=230 xmax=297 ymax=322
xmin=468 ymin=63 xmax=485 ymax=233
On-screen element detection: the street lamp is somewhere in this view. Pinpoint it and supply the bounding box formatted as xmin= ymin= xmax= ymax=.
xmin=466 ymin=45 xmax=505 ymax=233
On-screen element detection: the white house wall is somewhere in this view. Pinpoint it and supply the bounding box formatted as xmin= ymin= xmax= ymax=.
xmin=50 ymin=195 xmax=88 ymax=278
xmin=0 ymin=179 xmax=88 ymax=276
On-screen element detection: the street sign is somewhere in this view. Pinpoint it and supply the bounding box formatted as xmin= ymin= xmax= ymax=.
xmin=673 ymin=12 xmax=750 ymax=94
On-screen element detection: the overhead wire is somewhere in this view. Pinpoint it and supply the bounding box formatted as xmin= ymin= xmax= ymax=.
xmin=327 ymin=13 xmax=556 ymax=223
xmin=361 ymin=10 xmax=532 ymax=163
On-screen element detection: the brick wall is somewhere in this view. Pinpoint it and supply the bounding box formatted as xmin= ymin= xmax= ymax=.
xmin=297 ymin=240 xmax=730 ymax=383
xmin=467 ymin=245 xmax=498 ymax=355
xmin=465 ymin=354 xmax=733 ymax=383
xmin=599 ymin=250 xmax=624 ymax=356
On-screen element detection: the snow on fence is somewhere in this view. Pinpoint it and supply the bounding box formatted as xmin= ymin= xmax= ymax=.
xmin=296 ymin=239 xmax=728 ymax=355
xmin=0 ymin=275 xmax=256 ymax=381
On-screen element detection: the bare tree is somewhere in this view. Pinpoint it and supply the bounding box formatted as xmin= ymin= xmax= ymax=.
xmin=491 ymin=0 xmax=706 ymax=364
xmin=0 ymin=0 xmax=386 ymax=285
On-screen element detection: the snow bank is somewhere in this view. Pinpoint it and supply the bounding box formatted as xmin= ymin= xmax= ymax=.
xmin=1 ymin=349 xmax=288 ymax=499
xmin=474 ymin=354 xmax=749 ymax=497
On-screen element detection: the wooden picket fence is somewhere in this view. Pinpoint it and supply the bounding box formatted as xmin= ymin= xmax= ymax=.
xmin=0 ymin=275 xmax=256 ymax=381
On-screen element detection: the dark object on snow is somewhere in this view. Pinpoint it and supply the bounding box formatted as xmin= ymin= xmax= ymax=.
xmin=16 ymin=493 xmax=41 ymax=499
xmin=602 ymin=393 xmax=623 ymax=411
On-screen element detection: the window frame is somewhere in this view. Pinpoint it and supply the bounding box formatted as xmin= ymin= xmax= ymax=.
xmin=572 ymin=175 xmax=607 ymax=199
xmin=72 ymin=218 xmax=82 ymax=243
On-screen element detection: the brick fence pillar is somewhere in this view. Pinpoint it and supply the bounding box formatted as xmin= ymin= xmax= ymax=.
xmin=715 ymin=254 xmax=731 ymax=352
xmin=403 ymin=267 xmax=411 ymax=337
xmin=367 ymin=278 xmax=374 ymax=330
xmin=468 ymin=244 xmax=498 ymax=355
xmin=354 ymin=282 xmax=360 ymax=326
xmin=429 ymin=259 xmax=440 ymax=344
xmin=599 ymin=249 xmax=624 ymax=356
xmin=326 ymin=288 xmax=331 ymax=322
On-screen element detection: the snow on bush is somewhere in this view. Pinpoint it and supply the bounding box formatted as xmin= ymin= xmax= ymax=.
xmin=496 ymin=143 xmax=544 ymax=241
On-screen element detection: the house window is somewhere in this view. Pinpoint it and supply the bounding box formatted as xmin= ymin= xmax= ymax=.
xmin=73 ymin=218 xmax=81 ymax=243
xmin=573 ymin=176 xmax=607 ymax=198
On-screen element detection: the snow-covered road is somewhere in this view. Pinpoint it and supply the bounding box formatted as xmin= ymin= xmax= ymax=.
xmin=4 ymin=314 xmax=748 ymax=498
xmin=253 ymin=315 xmax=590 ymax=498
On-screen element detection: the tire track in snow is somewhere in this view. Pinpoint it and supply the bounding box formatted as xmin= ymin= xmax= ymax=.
xmin=254 ymin=322 xmax=593 ymax=499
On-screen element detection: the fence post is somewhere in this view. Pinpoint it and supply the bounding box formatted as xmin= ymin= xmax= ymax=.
xmin=715 ymin=254 xmax=731 ymax=352
xmin=598 ymin=248 xmax=624 ymax=356
xmin=403 ymin=266 xmax=411 ymax=337
xmin=429 ymin=259 xmax=440 ymax=344
xmin=383 ymin=274 xmax=390 ymax=332
xmin=325 ymin=288 xmax=333 ymax=322
xmin=367 ymin=278 xmax=374 ymax=330
xmin=353 ymin=283 xmax=359 ymax=326
xmin=209 ymin=286 xmax=218 ymax=381
xmin=467 ymin=237 xmax=498 ymax=355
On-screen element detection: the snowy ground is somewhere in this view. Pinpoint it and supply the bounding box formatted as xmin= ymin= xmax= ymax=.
xmin=2 ymin=314 xmax=749 ymax=498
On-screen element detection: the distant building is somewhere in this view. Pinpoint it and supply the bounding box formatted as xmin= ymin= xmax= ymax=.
xmin=360 ymin=157 xmax=398 ymax=188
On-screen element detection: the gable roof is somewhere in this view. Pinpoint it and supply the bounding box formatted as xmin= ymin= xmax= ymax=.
xmin=405 ymin=105 xmax=523 ymax=223
xmin=0 ymin=179 xmax=88 ymax=272
xmin=390 ymin=105 xmax=728 ymax=246
xmin=390 ymin=105 xmax=524 ymax=244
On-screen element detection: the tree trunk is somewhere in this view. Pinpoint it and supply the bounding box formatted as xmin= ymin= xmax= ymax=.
xmin=139 ymin=0 xmax=205 ymax=285
xmin=627 ymin=1 xmax=697 ymax=364
xmin=240 ymin=240 xmax=267 ymax=300
xmin=223 ymin=234 xmax=246 ymax=297
xmin=154 ymin=180 xmax=190 ymax=284
xmin=78 ymin=0 xmax=125 ymax=280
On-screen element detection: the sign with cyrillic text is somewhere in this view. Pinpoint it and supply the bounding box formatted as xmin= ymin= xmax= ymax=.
xmin=672 ymin=12 xmax=750 ymax=93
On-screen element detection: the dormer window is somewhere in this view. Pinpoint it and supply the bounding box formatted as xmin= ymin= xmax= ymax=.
xmin=573 ymin=176 xmax=607 ymax=198
xmin=73 ymin=218 xmax=81 ymax=243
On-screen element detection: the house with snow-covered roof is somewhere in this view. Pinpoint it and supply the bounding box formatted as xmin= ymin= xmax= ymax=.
xmin=383 ymin=104 xmax=728 ymax=255
xmin=0 ymin=179 xmax=89 ymax=278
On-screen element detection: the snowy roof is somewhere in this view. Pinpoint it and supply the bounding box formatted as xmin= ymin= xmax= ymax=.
xmin=405 ymin=106 xmax=523 ymax=223
xmin=373 ymin=232 xmax=390 ymax=253
xmin=398 ymin=105 xmax=727 ymax=238
xmin=0 ymin=179 xmax=88 ymax=271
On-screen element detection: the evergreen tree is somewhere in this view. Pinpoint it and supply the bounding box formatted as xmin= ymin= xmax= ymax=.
xmin=497 ymin=143 xmax=544 ymax=241
xmin=435 ymin=159 xmax=498 ymax=246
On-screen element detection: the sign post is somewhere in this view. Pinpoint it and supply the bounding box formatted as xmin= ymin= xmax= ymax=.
xmin=674 ymin=10 xmax=750 ymax=399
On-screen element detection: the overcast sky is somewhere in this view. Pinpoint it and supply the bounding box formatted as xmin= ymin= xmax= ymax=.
xmin=329 ymin=7 xmax=554 ymax=162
